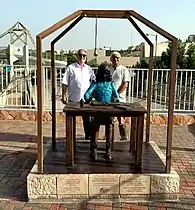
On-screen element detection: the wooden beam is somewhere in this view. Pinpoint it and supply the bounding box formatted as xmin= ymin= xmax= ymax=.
xmin=51 ymin=44 xmax=56 ymax=150
xmin=83 ymin=10 xmax=133 ymax=18
xmin=146 ymin=46 xmax=154 ymax=143
xmin=38 ymin=10 xmax=83 ymax=39
xmin=128 ymin=17 xmax=154 ymax=143
xmin=50 ymin=15 xmax=83 ymax=150
xmin=128 ymin=17 xmax=153 ymax=45
xmin=51 ymin=15 xmax=84 ymax=45
xmin=130 ymin=10 xmax=177 ymax=41
xmin=36 ymin=36 xmax=43 ymax=173
xmin=166 ymin=39 xmax=177 ymax=173
xmin=84 ymin=14 xmax=127 ymax=19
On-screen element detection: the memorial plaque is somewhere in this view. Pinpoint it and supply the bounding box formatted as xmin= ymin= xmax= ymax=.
xmin=120 ymin=175 xmax=150 ymax=195
xmin=57 ymin=174 xmax=88 ymax=195
xmin=89 ymin=174 xmax=119 ymax=195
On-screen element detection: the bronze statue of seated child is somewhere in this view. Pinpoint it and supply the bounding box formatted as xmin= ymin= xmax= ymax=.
xmin=84 ymin=63 xmax=120 ymax=160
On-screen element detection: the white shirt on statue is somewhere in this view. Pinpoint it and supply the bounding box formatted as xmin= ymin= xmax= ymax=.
xmin=62 ymin=62 xmax=95 ymax=102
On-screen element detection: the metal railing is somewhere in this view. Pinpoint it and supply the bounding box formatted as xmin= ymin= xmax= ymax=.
xmin=130 ymin=68 xmax=195 ymax=113
xmin=0 ymin=64 xmax=195 ymax=113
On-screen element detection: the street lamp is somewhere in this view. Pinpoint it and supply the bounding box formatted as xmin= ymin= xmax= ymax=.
xmin=146 ymin=33 xmax=158 ymax=66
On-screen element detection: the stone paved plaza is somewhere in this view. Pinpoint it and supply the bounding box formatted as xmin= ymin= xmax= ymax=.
xmin=0 ymin=120 xmax=195 ymax=209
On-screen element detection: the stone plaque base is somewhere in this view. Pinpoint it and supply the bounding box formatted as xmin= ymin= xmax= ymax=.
xmin=27 ymin=141 xmax=180 ymax=203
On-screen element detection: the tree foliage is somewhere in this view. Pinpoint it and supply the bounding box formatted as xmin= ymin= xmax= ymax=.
xmin=66 ymin=51 xmax=77 ymax=65
xmin=186 ymin=44 xmax=195 ymax=69
xmin=161 ymin=40 xmax=195 ymax=69
xmin=56 ymin=49 xmax=67 ymax=62
xmin=133 ymin=59 xmax=149 ymax=68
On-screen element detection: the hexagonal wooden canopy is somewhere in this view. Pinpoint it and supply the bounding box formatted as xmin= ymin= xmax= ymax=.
xmin=36 ymin=10 xmax=177 ymax=174
xmin=37 ymin=10 xmax=176 ymax=41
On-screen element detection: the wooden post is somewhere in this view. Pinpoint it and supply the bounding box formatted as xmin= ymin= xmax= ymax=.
xmin=165 ymin=39 xmax=177 ymax=173
xmin=130 ymin=117 xmax=137 ymax=153
xmin=66 ymin=115 xmax=74 ymax=166
xmin=111 ymin=123 xmax=114 ymax=152
xmin=135 ymin=114 xmax=144 ymax=170
xmin=128 ymin=17 xmax=153 ymax=144
xmin=36 ymin=36 xmax=43 ymax=173
xmin=51 ymin=44 xmax=56 ymax=150
xmin=50 ymin=15 xmax=83 ymax=151
xmin=146 ymin=46 xmax=154 ymax=143
xmin=73 ymin=116 xmax=76 ymax=156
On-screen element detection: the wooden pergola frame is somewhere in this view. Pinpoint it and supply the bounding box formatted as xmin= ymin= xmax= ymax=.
xmin=36 ymin=10 xmax=177 ymax=174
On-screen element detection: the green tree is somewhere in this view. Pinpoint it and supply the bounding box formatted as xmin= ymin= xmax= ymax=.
xmin=186 ymin=43 xmax=195 ymax=69
xmin=161 ymin=40 xmax=187 ymax=69
xmin=42 ymin=51 xmax=47 ymax=58
xmin=66 ymin=51 xmax=77 ymax=65
xmin=177 ymin=41 xmax=187 ymax=68
xmin=133 ymin=59 xmax=149 ymax=68
xmin=56 ymin=49 xmax=67 ymax=61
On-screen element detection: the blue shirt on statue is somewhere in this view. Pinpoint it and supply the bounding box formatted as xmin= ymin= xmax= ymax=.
xmin=84 ymin=81 xmax=120 ymax=104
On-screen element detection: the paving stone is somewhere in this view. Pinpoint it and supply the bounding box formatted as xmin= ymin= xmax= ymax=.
xmin=22 ymin=207 xmax=32 ymax=210
xmin=49 ymin=203 xmax=60 ymax=210
xmin=13 ymin=207 xmax=23 ymax=210
xmin=41 ymin=203 xmax=51 ymax=208
xmin=0 ymin=122 xmax=195 ymax=209
xmin=0 ymin=200 xmax=9 ymax=209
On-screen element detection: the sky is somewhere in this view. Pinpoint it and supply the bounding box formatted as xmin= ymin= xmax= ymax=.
xmin=0 ymin=0 xmax=195 ymax=51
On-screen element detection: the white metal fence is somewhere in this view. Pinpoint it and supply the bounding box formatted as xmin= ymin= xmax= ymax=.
xmin=0 ymin=64 xmax=195 ymax=113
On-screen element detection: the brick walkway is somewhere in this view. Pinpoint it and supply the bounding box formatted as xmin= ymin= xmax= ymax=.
xmin=0 ymin=121 xmax=195 ymax=209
